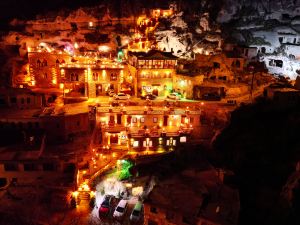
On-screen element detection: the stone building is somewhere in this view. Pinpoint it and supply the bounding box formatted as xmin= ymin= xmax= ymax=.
xmin=0 ymin=130 xmax=77 ymax=188
xmin=128 ymin=50 xmax=178 ymax=97
xmin=95 ymin=106 xmax=201 ymax=152
xmin=0 ymin=104 xmax=89 ymax=144
xmin=60 ymin=63 xmax=126 ymax=98
xmin=0 ymin=88 xmax=44 ymax=109
xmin=27 ymin=48 xmax=71 ymax=88
xmin=195 ymin=53 xmax=245 ymax=82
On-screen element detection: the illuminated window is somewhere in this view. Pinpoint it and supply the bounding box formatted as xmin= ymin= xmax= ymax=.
xmin=143 ymin=140 xmax=153 ymax=147
xmin=153 ymin=117 xmax=158 ymax=123
xmin=159 ymin=137 xmax=163 ymax=145
xmin=180 ymin=136 xmax=187 ymax=143
xmin=140 ymin=117 xmax=145 ymax=123
xmin=132 ymin=117 xmax=137 ymax=123
xmin=133 ymin=141 xmax=139 ymax=147
xmin=167 ymin=139 xmax=176 ymax=146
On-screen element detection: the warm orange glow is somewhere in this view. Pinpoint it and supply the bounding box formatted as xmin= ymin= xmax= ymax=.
xmin=72 ymin=191 xmax=79 ymax=198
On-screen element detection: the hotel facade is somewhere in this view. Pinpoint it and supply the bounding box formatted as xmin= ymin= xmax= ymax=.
xmin=95 ymin=106 xmax=201 ymax=152
xmin=128 ymin=50 xmax=178 ymax=97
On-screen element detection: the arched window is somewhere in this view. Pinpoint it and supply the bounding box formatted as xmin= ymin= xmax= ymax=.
xmin=93 ymin=73 xmax=98 ymax=81
xmin=71 ymin=73 xmax=78 ymax=81
xmin=37 ymin=59 xmax=41 ymax=67
xmin=110 ymin=73 xmax=117 ymax=81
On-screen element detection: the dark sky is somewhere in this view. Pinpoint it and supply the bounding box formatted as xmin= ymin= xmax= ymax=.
xmin=0 ymin=0 xmax=102 ymax=21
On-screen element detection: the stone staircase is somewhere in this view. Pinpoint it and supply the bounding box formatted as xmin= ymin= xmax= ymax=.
xmin=78 ymin=191 xmax=90 ymax=206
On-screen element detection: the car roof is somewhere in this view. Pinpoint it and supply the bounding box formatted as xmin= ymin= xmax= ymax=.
xmin=133 ymin=201 xmax=142 ymax=211
xmin=117 ymin=199 xmax=127 ymax=207
xmin=103 ymin=195 xmax=112 ymax=201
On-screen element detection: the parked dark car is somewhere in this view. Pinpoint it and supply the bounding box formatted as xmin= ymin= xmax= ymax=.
xmin=99 ymin=195 xmax=114 ymax=217
xmin=140 ymin=94 xmax=157 ymax=100
xmin=202 ymin=93 xmax=221 ymax=101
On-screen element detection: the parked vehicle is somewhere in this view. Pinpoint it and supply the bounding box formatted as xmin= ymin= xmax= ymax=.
xmin=107 ymin=89 xmax=115 ymax=97
xmin=111 ymin=101 xmax=119 ymax=107
xmin=167 ymin=93 xmax=181 ymax=100
xmin=202 ymin=93 xmax=221 ymax=101
xmin=129 ymin=201 xmax=143 ymax=222
xmin=140 ymin=94 xmax=157 ymax=100
xmin=99 ymin=195 xmax=113 ymax=217
xmin=113 ymin=93 xmax=130 ymax=100
xmin=113 ymin=199 xmax=128 ymax=219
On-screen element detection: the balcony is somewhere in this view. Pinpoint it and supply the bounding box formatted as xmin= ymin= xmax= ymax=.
xmin=139 ymin=74 xmax=172 ymax=79
xmin=101 ymin=124 xmax=126 ymax=132
xmin=127 ymin=125 xmax=192 ymax=138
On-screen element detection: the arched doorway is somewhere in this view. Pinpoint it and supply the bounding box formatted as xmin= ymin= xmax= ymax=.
xmin=152 ymin=88 xmax=158 ymax=96
xmin=96 ymin=84 xmax=102 ymax=96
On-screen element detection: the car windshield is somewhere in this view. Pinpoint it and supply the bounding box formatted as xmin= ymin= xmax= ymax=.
xmin=116 ymin=206 xmax=125 ymax=213
xmin=132 ymin=210 xmax=140 ymax=216
xmin=101 ymin=202 xmax=109 ymax=207
xmin=101 ymin=203 xmax=108 ymax=208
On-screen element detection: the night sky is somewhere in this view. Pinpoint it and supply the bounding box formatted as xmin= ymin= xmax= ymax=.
xmin=0 ymin=0 xmax=101 ymax=22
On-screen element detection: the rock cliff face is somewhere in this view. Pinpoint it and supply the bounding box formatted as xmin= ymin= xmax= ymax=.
xmin=217 ymin=0 xmax=300 ymax=23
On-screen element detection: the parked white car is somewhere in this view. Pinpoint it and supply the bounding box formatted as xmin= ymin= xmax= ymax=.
xmin=113 ymin=199 xmax=128 ymax=219
xmin=167 ymin=93 xmax=181 ymax=100
xmin=113 ymin=93 xmax=130 ymax=100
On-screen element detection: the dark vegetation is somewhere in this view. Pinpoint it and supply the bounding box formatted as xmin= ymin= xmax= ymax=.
xmin=213 ymin=98 xmax=300 ymax=225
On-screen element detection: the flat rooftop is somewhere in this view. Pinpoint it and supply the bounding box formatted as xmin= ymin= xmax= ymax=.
xmin=0 ymin=103 xmax=88 ymax=119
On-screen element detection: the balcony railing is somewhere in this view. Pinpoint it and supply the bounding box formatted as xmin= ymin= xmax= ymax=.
xmin=139 ymin=75 xmax=172 ymax=79
xmin=128 ymin=126 xmax=192 ymax=138
xmin=101 ymin=124 xmax=126 ymax=132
